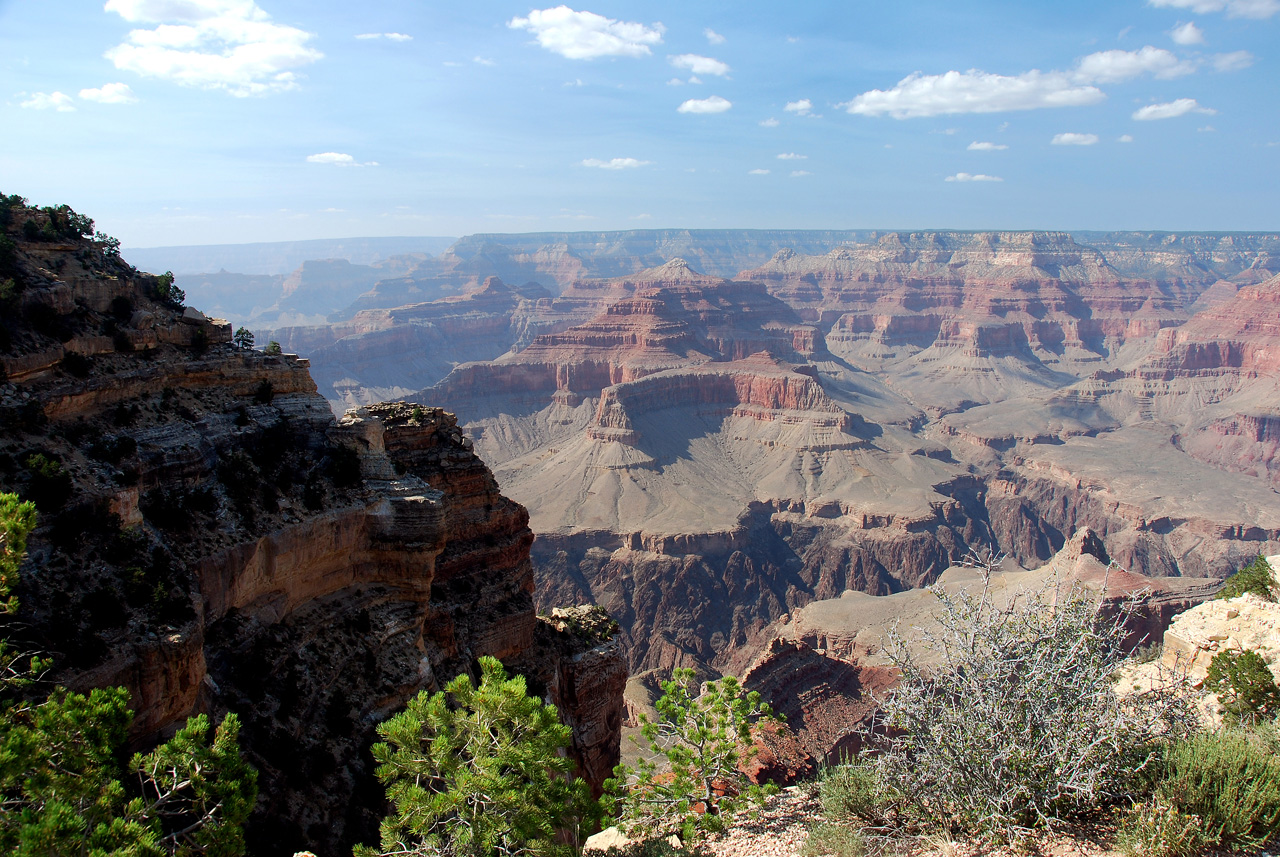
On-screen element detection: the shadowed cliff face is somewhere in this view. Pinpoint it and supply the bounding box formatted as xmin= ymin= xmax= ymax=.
xmin=0 ymin=205 xmax=624 ymax=857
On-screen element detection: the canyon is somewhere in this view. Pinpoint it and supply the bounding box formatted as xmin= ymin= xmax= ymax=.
xmin=243 ymin=230 xmax=1280 ymax=690
xmin=0 ymin=205 xmax=624 ymax=856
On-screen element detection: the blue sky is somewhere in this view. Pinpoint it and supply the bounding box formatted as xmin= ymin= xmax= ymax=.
xmin=2 ymin=0 xmax=1277 ymax=247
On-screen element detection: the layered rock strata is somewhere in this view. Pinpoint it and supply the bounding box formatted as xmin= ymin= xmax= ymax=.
xmin=736 ymin=531 xmax=1220 ymax=761
xmin=0 ymin=207 xmax=623 ymax=856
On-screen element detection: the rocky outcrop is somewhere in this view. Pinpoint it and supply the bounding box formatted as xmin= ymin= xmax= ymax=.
xmin=0 ymin=208 xmax=624 ymax=857
xmin=732 ymin=532 xmax=1220 ymax=763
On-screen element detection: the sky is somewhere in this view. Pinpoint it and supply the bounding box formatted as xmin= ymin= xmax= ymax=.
xmin=1 ymin=0 xmax=1277 ymax=248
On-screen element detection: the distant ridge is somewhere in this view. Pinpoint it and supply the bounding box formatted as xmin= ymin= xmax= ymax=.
xmin=123 ymin=235 xmax=457 ymax=275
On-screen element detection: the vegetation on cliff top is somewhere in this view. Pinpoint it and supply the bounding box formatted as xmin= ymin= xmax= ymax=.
xmin=0 ymin=493 xmax=257 ymax=854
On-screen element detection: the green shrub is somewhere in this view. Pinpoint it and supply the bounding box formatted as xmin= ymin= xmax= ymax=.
xmin=817 ymin=764 xmax=891 ymax=827
xmin=1156 ymin=726 xmax=1280 ymax=849
xmin=264 ymin=340 xmax=282 ymax=355
xmin=1217 ymin=555 xmax=1276 ymax=602
xmin=1206 ymin=649 xmax=1280 ymax=724
xmin=1116 ymin=797 xmax=1205 ymax=857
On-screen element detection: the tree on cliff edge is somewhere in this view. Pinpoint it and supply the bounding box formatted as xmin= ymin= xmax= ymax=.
xmin=358 ymin=655 xmax=593 ymax=857
xmin=0 ymin=492 xmax=257 ymax=855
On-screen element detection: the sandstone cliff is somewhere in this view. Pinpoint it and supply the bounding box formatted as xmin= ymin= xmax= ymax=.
xmin=0 ymin=203 xmax=624 ymax=856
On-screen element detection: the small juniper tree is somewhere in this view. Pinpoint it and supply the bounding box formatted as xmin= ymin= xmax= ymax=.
xmin=606 ymin=669 xmax=780 ymax=841
xmin=358 ymin=656 xmax=591 ymax=857
xmin=232 ymin=327 xmax=254 ymax=350
xmin=1216 ymin=555 xmax=1276 ymax=602
xmin=1206 ymin=648 xmax=1280 ymax=724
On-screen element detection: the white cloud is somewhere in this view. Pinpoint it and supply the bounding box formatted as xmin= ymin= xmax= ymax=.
xmin=666 ymin=77 xmax=684 ymax=86
xmin=748 ymin=168 xmax=770 ymax=175
xmin=79 ymin=82 xmax=138 ymax=103
xmin=1149 ymin=0 xmax=1280 ymax=19
xmin=1131 ymin=97 xmax=1215 ymax=119
xmin=357 ymin=32 xmax=412 ymax=41
xmin=508 ymin=6 xmax=663 ymax=59
xmin=759 ymin=117 xmax=779 ymax=127
xmin=1118 ymin=134 xmax=1135 ymax=142
xmin=474 ymin=56 xmax=496 ymax=66
xmin=777 ymin=152 xmax=807 ymax=160
xmin=21 ymin=91 xmax=76 ymax=111
xmin=841 ymin=69 xmax=1103 ymax=118
xmin=784 ymin=98 xmax=812 ymax=116
xmin=790 ymin=170 xmax=811 ymax=177
xmin=1213 ymin=50 xmax=1254 ymax=70
xmin=687 ymin=75 xmax=702 ymax=85
xmin=1052 ymin=132 xmax=1100 ymax=145
xmin=670 ymin=53 xmax=728 ymax=76
xmin=677 ymin=95 xmax=731 ymax=114
xmin=306 ymin=152 xmax=378 ymax=166
xmin=704 ymin=28 xmax=725 ymax=45
xmin=1169 ymin=21 xmax=1205 ymax=43
xmin=634 ymin=213 xmax=652 ymax=219
xmin=104 ymin=0 xmax=323 ymax=96
xmin=564 ymin=78 xmax=584 ymax=86
xmin=946 ymin=172 xmax=1003 ymax=182
xmin=1073 ymin=46 xmax=1196 ymax=82
xmin=1198 ymin=124 xmax=1216 ymax=131
xmin=581 ymin=157 xmax=651 ymax=169
xmin=967 ymin=141 xmax=1008 ymax=150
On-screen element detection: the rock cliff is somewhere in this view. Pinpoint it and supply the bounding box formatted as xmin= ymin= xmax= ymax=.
xmin=0 ymin=202 xmax=624 ymax=856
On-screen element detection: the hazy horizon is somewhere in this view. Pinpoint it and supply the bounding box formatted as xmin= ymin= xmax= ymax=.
xmin=5 ymin=1 xmax=1278 ymax=246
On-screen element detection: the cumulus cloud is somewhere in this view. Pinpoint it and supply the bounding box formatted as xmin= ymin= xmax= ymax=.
xmin=1213 ymin=50 xmax=1254 ymax=70
xmin=1149 ymin=0 xmax=1280 ymax=19
xmin=704 ymin=28 xmax=725 ymax=44
xmin=306 ymin=152 xmax=378 ymax=166
xmin=508 ymin=6 xmax=663 ymax=59
xmin=581 ymin=157 xmax=650 ymax=169
xmin=104 ymin=0 xmax=322 ymax=96
xmin=669 ymin=53 xmax=729 ymax=76
xmin=748 ymin=168 xmax=770 ymax=175
xmin=1052 ymin=132 xmax=1099 ymax=145
xmin=1073 ymin=46 xmax=1196 ymax=82
xmin=841 ymin=69 xmax=1103 ymax=118
xmin=20 ymin=91 xmax=75 ymax=111
xmin=1132 ymin=97 xmax=1215 ymax=119
xmin=677 ymin=95 xmax=731 ymax=114
xmin=784 ymin=98 xmax=812 ymax=116
xmin=1119 ymin=134 xmax=1135 ymax=142
xmin=1169 ymin=21 xmax=1206 ymax=43
xmin=759 ymin=117 xmax=779 ymax=127
xmin=777 ymin=152 xmax=807 ymax=160
xmin=357 ymin=32 xmax=412 ymax=41
xmin=79 ymin=82 xmax=138 ymax=103
xmin=946 ymin=172 xmax=1003 ymax=182
xmin=967 ymin=141 xmax=1008 ymax=150
xmin=842 ymin=45 xmax=1207 ymax=120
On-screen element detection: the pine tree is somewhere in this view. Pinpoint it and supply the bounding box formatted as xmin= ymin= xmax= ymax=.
xmin=0 ymin=493 xmax=257 ymax=854
xmin=358 ymin=656 xmax=591 ymax=857
xmin=606 ymin=668 xmax=780 ymax=841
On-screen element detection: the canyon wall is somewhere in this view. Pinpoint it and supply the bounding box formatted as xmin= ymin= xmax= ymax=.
xmin=0 ymin=204 xmax=623 ymax=856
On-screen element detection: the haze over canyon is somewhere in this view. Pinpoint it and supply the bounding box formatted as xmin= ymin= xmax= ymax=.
xmin=173 ymin=227 xmax=1280 ymax=680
